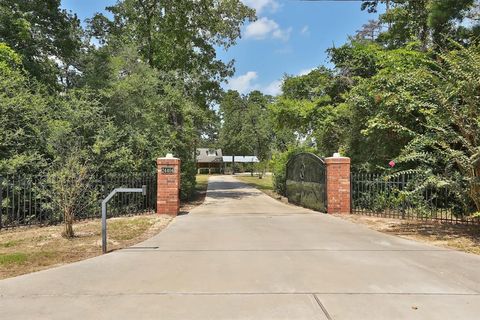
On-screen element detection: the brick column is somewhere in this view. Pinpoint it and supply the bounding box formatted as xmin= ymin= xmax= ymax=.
xmin=325 ymin=156 xmax=351 ymax=214
xmin=157 ymin=155 xmax=181 ymax=216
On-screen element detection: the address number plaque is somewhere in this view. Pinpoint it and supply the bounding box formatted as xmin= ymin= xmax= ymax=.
xmin=161 ymin=167 xmax=175 ymax=174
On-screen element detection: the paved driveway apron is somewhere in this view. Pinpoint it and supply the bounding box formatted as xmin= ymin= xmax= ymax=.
xmin=1 ymin=175 xmax=480 ymax=319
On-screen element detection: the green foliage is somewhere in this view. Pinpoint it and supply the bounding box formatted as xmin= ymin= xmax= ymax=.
xmin=0 ymin=55 xmax=48 ymax=175
xmin=0 ymin=42 xmax=22 ymax=72
xmin=2 ymin=0 xmax=480 ymax=218
xmin=0 ymin=0 xmax=83 ymax=88
xmin=89 ymin=0 xmax=255 ymax=104
xmin=219 ymin=90 xmax=273 ymax=161
xmin=1 ymin=0 xmax=254 ymax=205
xmin=361 ymin=0 xmax=479 ymax=50
xmin=344 ymin=47 xmax=433 ymax=169
xmin=266 ymin=1 xmax=480 ymax=212
xmin=328 ymin=42 xmax=382 ymax=79
xmin=395 ymin=44 xmax=480 ymax=211
xmin=269 ymin=67 xmax=350 ymax=157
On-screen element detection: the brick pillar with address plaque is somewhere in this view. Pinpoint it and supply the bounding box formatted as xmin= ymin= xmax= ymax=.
xmin=157 ymin=154 xmax=181 ymax=216
xmin=325 ymin=155 xmax=351 ymax=214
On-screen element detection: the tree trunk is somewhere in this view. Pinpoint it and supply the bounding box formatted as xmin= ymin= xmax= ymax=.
xmin=63 ymin=208 xmax=75 ymax=238
xmin=471 ymin=187 xmax=480 ymax=212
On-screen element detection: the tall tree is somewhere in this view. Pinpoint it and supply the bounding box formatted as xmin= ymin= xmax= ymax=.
xmin=269 ymin=67 xmax=349 ymax=157
xmin=395 ymin=44 xmax=480 ymax=211
xmin=0 ymin=0 xmax=83 ymax=88
xmin=361 ymin=0 xmax=478 ymax=50
xmin=89 ymin=0 xmax=255 ymax=105
xmin=219 ymin=90 xmax=273 ymax=159
xmin=244 ymin=91 xmax=273 ymax=161
xmin=219 ymin=90 xmax=252 ymax=157
xmin=0 ymin=43 xmax=48 ymax=175
xmin=82 ymin=0 xmax=255 ymax=196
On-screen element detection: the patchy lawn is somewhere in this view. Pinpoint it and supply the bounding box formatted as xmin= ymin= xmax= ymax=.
xmin=336 ymin=214 xmax=480 ymax=255
xmin=0 ymin=175 xmax=211 ymax=280
xmin=235 ymin=175 xmax=286 ymax=202
xmin=0 ymin=214 xmax=172 ymax=280
xmin=195 ymin=174 xmax=210 ymax=193
xmin=236 ymin=175 xmax=273 ymax=191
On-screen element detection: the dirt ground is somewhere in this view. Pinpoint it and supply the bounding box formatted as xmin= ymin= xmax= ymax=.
xmin=335 ymin=214 xmax=480 ymax=255
xmin=0 ymin=175 xmax=210 ymax=280
xmin=0 ymin=214 xmax=172 ymax=279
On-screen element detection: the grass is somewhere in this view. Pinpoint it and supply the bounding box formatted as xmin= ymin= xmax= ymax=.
xmin=0 ymin=239 xmax=24 ymax=248
xmin=336 ymin=214 xmax=480 ymax=255
xmin=235 ymin=175 xmax=274 ymax=191
xmin=234 ymin=175 xmax=285 ymax=202
xmin=0 ymin=214 xmax=172 ymax=279
xmin=108 ymin=216 xmax=158 ymax=241
xmin=0 ymin=253 xmax=28 ymax=265
xmin=195 ymin=174 xmax=210 ymax=192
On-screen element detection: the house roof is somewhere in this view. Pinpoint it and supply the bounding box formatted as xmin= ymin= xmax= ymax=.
xmin=222 ymin=156 xmax=259 ymax=163
xmin=196 ymin=148 xmax=223 ymax=163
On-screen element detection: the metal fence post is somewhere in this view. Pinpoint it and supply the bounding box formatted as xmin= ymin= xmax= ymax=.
xmin=0 ymin=175 xmax=3 ymax=229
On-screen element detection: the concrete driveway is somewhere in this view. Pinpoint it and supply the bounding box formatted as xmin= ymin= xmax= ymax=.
xmin=1 ymin=175 xmax=480 ymax=319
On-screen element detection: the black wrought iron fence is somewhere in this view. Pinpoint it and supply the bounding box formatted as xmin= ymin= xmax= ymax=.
xmin=0 ymin=173 xmax=156 ymax=229
xmin=351 ymin=172 xmax=479 ymax=224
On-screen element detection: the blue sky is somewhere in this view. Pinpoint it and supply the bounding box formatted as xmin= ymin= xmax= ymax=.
xmin=61 ymin=0 xmax=381 ymax=96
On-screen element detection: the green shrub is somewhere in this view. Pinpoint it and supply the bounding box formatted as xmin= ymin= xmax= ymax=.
xmin=180 ymin=159 xmax=197 ymax=201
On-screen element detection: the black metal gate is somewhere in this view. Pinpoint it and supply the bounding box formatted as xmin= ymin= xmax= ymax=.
xmin=286 ymin=153 xmax=327 ymax=212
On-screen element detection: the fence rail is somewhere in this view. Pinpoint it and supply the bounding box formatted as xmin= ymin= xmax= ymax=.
xmin=0 ymin=173 xmax=157 ymax=230
xmin=351 ymin=172 xmax=479 ymax=224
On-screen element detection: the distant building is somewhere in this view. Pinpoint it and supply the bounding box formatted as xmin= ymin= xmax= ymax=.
xmin=222 ymin=155 xmax=259 ymax=174
xmin=196 ymin=148 xmax=223 ymax=174
xmin=222 ymin=156 xmax=259 ymax=163
xmin=196 ymin=148 xmax=260 ymax=174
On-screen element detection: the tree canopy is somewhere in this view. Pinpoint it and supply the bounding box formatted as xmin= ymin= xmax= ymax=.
xmin=1 ymin=0 xmax=479 ymax=212
xmin=0 ymin=0 xmax=254 ymax=200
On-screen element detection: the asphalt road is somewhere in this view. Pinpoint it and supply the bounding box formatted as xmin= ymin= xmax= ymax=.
xmin=1 ymin=175 xmax=480 ymax=319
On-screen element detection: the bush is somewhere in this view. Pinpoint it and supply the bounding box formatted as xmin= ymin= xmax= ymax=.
xmin=180 ymin=160 xmax=197 ymax=201
xmin=47 ymin=152 xmax=95 ymax=238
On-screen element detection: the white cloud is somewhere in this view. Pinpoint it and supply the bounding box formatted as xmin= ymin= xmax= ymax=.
xmin=227 ymin=71 xmax=258 ymax=94
xmin=227 ymin=71 xmax=283 ymax=96
xmin=273 ymin=26 xmax=292 ymax=42
xmin=298 ymin=67 xmax=315 ymax=76
xmin=241 ymin=0 xmax=279 ymax=14
xmin=300 ymin=25 xmax=309 ymax=36
xmin=262 ymin=80 xmax=282 ymax=96
xmin=244 ymin=17 xmax=291 ymax=41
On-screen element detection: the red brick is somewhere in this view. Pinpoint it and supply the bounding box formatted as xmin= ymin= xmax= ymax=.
xmin=157 ymin=157 xmax=181 ymax=216
xmin=325 ymin=156 xmax=351 ymax=214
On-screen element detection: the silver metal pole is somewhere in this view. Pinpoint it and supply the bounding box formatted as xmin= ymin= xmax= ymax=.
xmin=101 ymin=186 xmax=146 ymax=254
xmin=102 ymin=200 xmax=107 ymax=254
